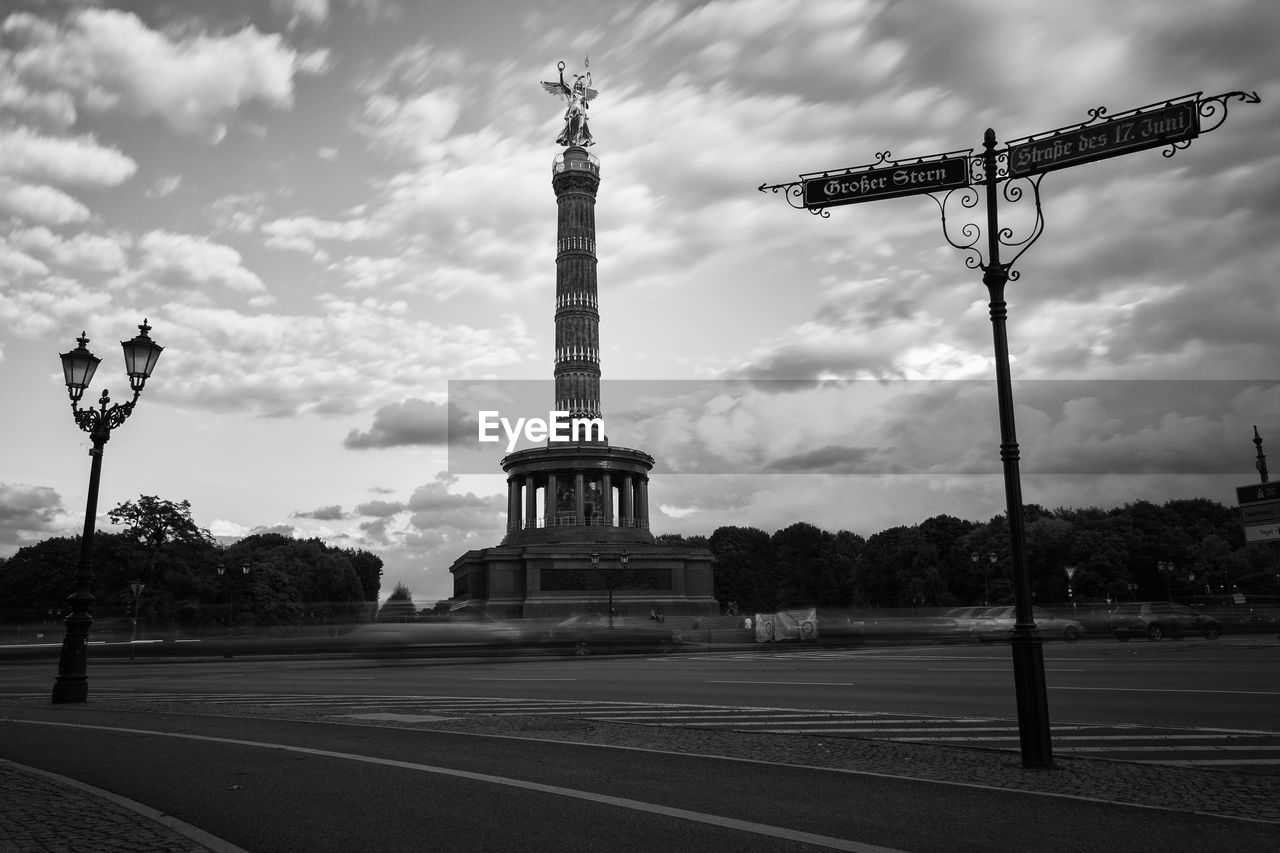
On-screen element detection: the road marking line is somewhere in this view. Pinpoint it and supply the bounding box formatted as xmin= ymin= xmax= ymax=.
xmin=1154 ymin=759 xmax=1280 ymax=766
xmin=1055 ymin=745 xmax=1280 ymax=753
xmin=707 ymin=680 xmax=855 ymax=686
xmin=1050 ymin=686 xmax=1280 ymax=696
xmin=2 ymin=719 xmax=905 ymax=853
xmin=339 ymin=713 xmax=454 ymax=722
xmin=469 ymin=677 xmax=579 ymax=681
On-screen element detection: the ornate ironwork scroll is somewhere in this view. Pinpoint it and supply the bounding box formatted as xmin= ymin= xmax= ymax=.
xmin=930 ymin=149 xmax=1045 ymax=279
xmin=72 ymin=389 xmax=138 ymax=438
xmin=1190 ymin=90 xmax=1262 ymax=150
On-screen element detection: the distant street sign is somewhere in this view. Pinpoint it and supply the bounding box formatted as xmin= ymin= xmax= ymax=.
xmin=802 ymin=156 xmax=969 ymax=209
xmin=1244 ymin=525 xmax=1279 ymax=544
xmin=1240 ymin=499 xmax=1280 ymax=524
xmin=1008 ymin=100 xmax=1200 ymax=178
xmin=1237 ymin=483 xmax=1280 ymax=504
xmin=1236 ymin=483 xmax=1280 ymax=544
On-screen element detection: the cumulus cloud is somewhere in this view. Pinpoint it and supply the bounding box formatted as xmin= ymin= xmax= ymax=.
xmin=248 ymin=524 xmax=300 ymax=538
xmin=293 ymin=504 xmax=347 ymax=521
xmin=404 ymin=472 xmax=505 ymax=546
xmin=3 ymin=7 xmax=305 ymax=139
xmin=362 ymin=90 xmax=463 ymax=160
xmin=0 ymin=483 xmax=66 ymax=551
xmin=262 ymin=215 xmax=379 ymax=258
xmin=123 ymin=231 xmax=268 ymax=297
xmin=354 ymin=499 xmax=408 ymax=517
xmin=0 ymin=126 xmax=137 ymax=186
xmin=0 ymin=179 xmax=89 ymax=225
xmin=344 ymin=398 xmax=460 ymax=449
xmin=134 ymin=305 xmax=535 ymax=419
xmin=9 ymin=227 xmax=128 ymax=273
xmin=0 ymin=240 xmax=51 ymax=279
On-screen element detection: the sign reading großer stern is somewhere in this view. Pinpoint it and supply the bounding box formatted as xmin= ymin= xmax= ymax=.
xmin=802 ymin=156 xmax=969 ymax=209
xmin=1009 ymin=99 xmax=1200 ymax=178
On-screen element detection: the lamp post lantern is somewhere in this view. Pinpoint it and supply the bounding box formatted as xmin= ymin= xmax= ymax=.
xmin=52 ymin=321 xmax=162 ymax=704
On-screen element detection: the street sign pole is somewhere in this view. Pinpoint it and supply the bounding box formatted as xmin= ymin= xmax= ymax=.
xmin=979 ymin=128 xmax=1053 ymax=767
xmin=759 ymin=89 xmax=1258 ymax=770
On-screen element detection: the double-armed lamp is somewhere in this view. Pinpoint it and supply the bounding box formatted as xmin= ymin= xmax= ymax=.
xmin=52 ymin=320 xmax=163 ymax=704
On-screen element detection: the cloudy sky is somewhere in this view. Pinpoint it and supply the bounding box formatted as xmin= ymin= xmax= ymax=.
xmin=1 ymin=0 xmax=1276 ymax=606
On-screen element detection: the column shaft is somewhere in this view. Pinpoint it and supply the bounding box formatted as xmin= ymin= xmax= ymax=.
xmin=574 ymin=472 xmax=585 ymax=525
xmin=525 ymin=475 xmax=538 ymax=528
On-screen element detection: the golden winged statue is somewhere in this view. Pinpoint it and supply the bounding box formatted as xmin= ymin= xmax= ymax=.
xmin=541 ymin=60 xmax=598 ymax=147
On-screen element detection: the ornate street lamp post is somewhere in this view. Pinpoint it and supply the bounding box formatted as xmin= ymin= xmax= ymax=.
xmin=590 ymin=549 xmax=629 ymax=627
xmin=52 ymin=321 xmax=163 ymax=704
xmin=969 ymin=552 xmax=997 ymax=606
xmin=128 ymin=579 xmax=145 ymax=661
xmin=617 ymin=549 xmax=630 ymax=626
xmin=218 ymin=563 xmax=251 ymax=659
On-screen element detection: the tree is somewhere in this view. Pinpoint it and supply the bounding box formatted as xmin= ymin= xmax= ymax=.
xmin=108 ymin=495 xmax=214 ymax=548
xmin=378 ymin=583 xmax=416 ymax=622
xmin=223 ymin=534 xmax=376 ymax=626
xmin=769 ymin=522 xmax=856 ymax=607
xmin=708 ymin=526 xmax=775 ymax=612
xmin=856 ymin=526 xmax=940 ymax=607
xmin=0 ymin=537 xmax=81 ymax=623
xmin=348 ymin=549 xmax=384 ymax=603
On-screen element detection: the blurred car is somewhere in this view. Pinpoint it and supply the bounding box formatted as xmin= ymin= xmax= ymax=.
xmin=837 ymin=614 xmax=968 ymax=643
xmin=540 ymin=615 xmax=678 ymax=655
xmin=349 ymin=612 xmax=525 ymax=656
xmin=1109 ymin=602 xmax=1220 ymax=641
xmin=969 ymin=606 xmax=1083 ymax=642
xmin=943 ymin=606 xmax=1000 ymax=630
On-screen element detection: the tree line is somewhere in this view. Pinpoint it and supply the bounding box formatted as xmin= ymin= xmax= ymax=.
xmin=4 ymin=494 xmax=1273 ymax=629
xmin=660 ymin=498 xmax=1278 ymax=614
xmin=0 ymin=495 xmax=382 ymax=630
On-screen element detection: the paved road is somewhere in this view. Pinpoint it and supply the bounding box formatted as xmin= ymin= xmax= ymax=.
xmin=3 ymin=641 xmax=1279 ymax=851
xmin=3 ymin=695 xmax=1279 ymax=853
xmin=7 ymin=638 xmax=1274 ymax=771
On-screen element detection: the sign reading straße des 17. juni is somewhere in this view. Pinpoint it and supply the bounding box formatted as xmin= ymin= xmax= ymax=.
xmin=1008 ymin=99 xmax=1200 ymax=178
xmin=802 ymin=155 xmax=969 ymax=209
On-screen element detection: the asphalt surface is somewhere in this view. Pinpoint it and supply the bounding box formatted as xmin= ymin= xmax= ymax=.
xmin=3 ymin=690 xmax=1280 ymax=853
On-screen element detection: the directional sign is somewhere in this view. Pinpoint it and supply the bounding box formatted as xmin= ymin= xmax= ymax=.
xmin=802 ymin=156 xmax=969 ymax=209
xmin=1237 ymin=483 xmax=1280 ymax=544
xmin=1243 ymin=517 xmax=1280 ymax=544
xmin=1009 ymin=99 xmax=1200 ymax=177
xmin=1237 ymin=483 xmax=1280 ymax=505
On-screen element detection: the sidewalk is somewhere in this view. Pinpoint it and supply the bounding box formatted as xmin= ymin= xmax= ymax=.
xmin=0 ymin=758 xmax=241 ymax=853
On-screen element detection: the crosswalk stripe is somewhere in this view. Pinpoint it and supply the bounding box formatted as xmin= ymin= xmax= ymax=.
xmin=97 ymin=691 xmax=1279 ymax=769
